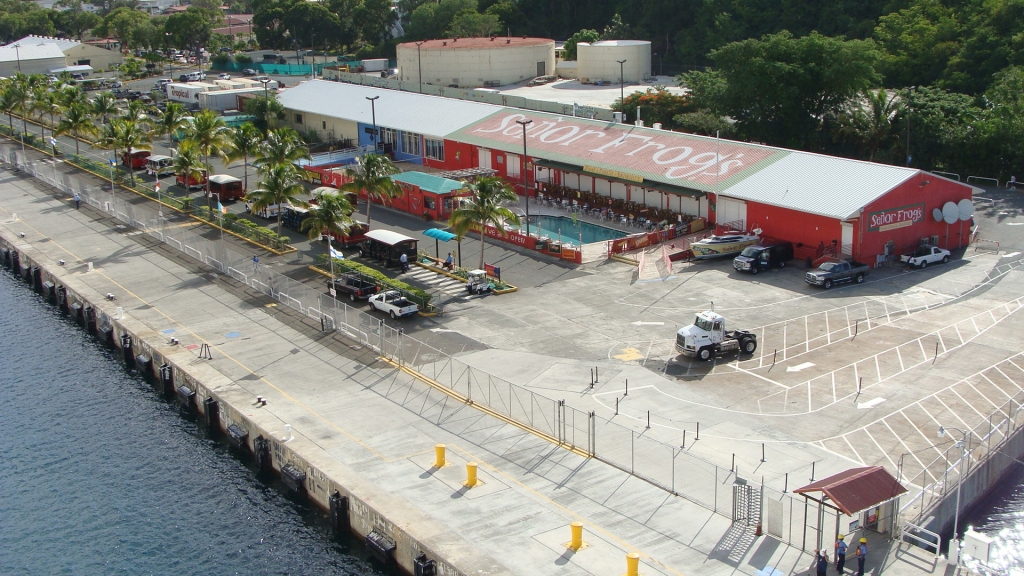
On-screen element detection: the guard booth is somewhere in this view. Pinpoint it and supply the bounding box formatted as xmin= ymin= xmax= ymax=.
xmin=794 ymin=466 xmax=907 ymax=551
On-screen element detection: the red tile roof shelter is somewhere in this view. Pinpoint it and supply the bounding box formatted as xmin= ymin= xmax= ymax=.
xmin=794 ymin=466 xmax=908 ymax=516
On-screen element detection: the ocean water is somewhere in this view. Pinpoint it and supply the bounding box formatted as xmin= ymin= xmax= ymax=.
xmin=0 ymin=269 xmax=396 ymax=576
xmin=959 ymin=465 xmax=1024 ymax=575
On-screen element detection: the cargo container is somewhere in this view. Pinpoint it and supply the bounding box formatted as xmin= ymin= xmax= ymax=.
xmin=362 ymin=58 xmax=388 ymax=72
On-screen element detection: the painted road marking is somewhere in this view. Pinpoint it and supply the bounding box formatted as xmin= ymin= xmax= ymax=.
xmin=1004 ymin=252 xmax=1021 ymax=258
xmin=630 ymin=321 xmax=665 ymax=326
xmin=786 ymin=362 xmax=815 ymax=373
xmin=857 ymin=397 xmax=886 ymax=409
xmin=613 ymin=347 xmax=645 ymax=361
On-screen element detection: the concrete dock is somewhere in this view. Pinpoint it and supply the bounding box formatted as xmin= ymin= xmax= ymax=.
xmin=3 ymin=145 xmax=1024 ymax=576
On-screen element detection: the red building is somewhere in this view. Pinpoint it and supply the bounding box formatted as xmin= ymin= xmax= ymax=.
xmin=390 ymin=172 xmax=470 ymax=221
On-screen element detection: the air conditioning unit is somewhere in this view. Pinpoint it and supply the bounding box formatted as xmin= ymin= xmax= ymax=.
xmin=613 ymin=111 xmax=624 ymax=123
xmin=653 ymin=122 xmax=663 ymax=130
xmin=635 ymin=120 xmax=644 ymax=127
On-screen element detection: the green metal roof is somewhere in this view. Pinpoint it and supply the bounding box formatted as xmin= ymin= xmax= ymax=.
xmin=392 ymin=171 xmax=467 ymax=195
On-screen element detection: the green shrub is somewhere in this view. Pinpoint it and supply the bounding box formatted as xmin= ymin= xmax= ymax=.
xmin=235 ymin=54 xmax=253 ymax=64
xmin=211 ymin=53 xmax=231 ymax=65
xmin=316 ymin=254 xmax=432 ymax=309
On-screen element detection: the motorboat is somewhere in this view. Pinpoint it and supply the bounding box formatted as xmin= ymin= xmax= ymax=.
xmin=691 ymin=233 xmax=760 ymax=260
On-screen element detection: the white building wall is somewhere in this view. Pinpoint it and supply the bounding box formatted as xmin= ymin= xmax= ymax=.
xmin=397 ymin=41 xmax=555 ymax=88
xmin=577 ymin=40 xmax=651 ymax=83
xmin=65 ymin=44 xmax=122 ymax=72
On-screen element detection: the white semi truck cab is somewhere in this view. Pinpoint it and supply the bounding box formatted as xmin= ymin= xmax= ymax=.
xmin=676 ymin=311 xmax=757 ymax=361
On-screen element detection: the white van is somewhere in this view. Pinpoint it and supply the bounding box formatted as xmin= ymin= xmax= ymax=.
xmin=178 ymin=71 xmax=207 ymax=82
xmin=145 ymin=155 xmax=174 ymax=177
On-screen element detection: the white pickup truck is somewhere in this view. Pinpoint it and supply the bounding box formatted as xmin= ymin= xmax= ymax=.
xmin=368 ymin=290 xmax=419 ymax=319
xmin=901 ymin=245 xmax=950 ymax=269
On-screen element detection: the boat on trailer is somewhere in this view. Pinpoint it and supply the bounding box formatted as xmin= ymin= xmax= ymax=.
xmin=691 ymin=232 xmax=761 ymax=259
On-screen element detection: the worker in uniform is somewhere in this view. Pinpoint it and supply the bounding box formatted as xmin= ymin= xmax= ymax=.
xmin=856 ymin=537 xmax=868 ymax=576
xmin=815 ymin=549 xmax=829 ymax=576
xmin=834 ymin=534 xmax=847 ymax=573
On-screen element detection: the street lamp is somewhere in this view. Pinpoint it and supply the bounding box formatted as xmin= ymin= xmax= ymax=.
xmin=414 ymin=41 xmax=424 ymax=93
xmin=14 ymin=43 xmax=21 ymax=72
xmin=366 ymin=95 xmax=379 ymax=151
xmin=516 ymin=118 xmax=532 ymax=237
xmin=617 ymin=59 xmax=627 ymax=122
xmin=165 ymin=33 xmax=172 ymax=80
xmin=258 ymin=78 xmax=271 ymax=129
xmin=906 ymin=86 xmax=915 ymax=167
xmin=937 ymin=425 xmax=969 ymax=564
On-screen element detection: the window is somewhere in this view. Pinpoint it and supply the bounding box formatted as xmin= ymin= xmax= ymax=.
xmin=402 ymin=131 xmax=421 ymax=156
xmin=321 ymin=120 xmax=326 ymax=130
xmin=424 ymin=198 xmax=436 ymax=210
xmin=76 ymin=59 xmax=90 ymax=65
xmin=294 ymin=113 xmax=303 ymax=124
xmin=380 ymin=127 xmax=397 ymax=145
xmin=424 ymin=138 xmax=444 ymax=161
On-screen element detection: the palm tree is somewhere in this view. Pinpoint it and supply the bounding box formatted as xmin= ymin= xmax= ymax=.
xmin=339 ymin=153 xmax=400 ymax=228
xmin=247 ymin=163 xmax=308 ymax=235
xmin=58 ymin=85 xmax=88 ymax=109
xmin=225 ymin=123 xmax=263 ymax=193
xmin=447 ymin=176 xmax=521 ymax=270
xmin=99 ymin=118 xmax=151 ymax=184
xmin=255 ymin=127 xmax=309 ymax=171
xmin=300 ymin=191 xmax=355 ymax=284
xmin=0 ymin=80 xmax=22 ymax=132
xmin=54 ymin=102 xmax=97 ymax=155
xmin=172 ymin=140 xmax=206 ymax=193
xmin=122 ymin=99 xmax=150 ymax=124
xmin=91 ymin=92 xmax=118 ymax=126
xmin=183 ymin=109 xmax=233 ymax=205
xmin=11 ymin=74 xmax=33 ymax=139
xmin=156 ymin=101 xmax=189 ymax=146
xmin=839 ymin=88 xmax=902 ymax=162
xmin=36 ymin=89 xmax=63 ymax=144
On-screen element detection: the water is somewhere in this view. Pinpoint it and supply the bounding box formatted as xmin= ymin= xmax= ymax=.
xmin=520 ymin=215 xmax=628 ymax=245
xmin=959 ymin=465 xmax=1024 ymax=575
xmin=0 ymin=270 xmax=395 ymax=576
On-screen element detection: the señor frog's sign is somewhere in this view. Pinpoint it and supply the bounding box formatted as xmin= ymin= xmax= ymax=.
xmin=450 ymin=111 xmax=785 ymax=189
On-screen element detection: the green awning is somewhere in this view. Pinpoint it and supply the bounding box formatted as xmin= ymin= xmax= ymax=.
xmin=535 ymin=159 xmax=705 ymax=199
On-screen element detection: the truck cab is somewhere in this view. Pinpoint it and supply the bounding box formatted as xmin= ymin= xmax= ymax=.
xmin=676 ymin=311 xmax=757 ymax=360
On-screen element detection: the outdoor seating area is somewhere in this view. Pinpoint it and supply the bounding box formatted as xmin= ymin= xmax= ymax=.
xmin=535 ymin=183 xmax=699 ymax=231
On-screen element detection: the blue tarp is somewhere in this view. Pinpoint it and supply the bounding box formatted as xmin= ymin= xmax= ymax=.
xmin=423 ymin=228 xmax=456 ymax=242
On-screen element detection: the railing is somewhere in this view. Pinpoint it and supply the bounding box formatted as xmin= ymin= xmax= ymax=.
xmin=932 ymin=171 xmax=961 ymax=181
xmin=298 ymin=145 xmax=372 ymax=168
xmin=966 ymin=175 xmax=1000 ymax=188
xmin=901 ymin=522 xmax=941 ymax=557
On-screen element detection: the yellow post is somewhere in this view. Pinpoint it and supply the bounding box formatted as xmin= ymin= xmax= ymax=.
xmin=434 ymin=444 xmax=446 ymax=468
xmin=465 ymin=462 xmax=478 ymax=487
xmin=570 ymin=522 xmax=583 ymax=551
xmin=626 ymin=552 xmax=640 ymax=576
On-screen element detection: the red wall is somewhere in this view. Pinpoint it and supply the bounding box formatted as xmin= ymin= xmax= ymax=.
xmin=744 ymin=201 xmax=843 ymax=257
xmin=858 ymin=173 xmax=973 ymax=259
xmin=422 ymin=140 xmax=477 ymax=171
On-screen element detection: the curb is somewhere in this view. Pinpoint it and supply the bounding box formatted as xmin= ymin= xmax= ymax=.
xmin=415 ymin=260 xmax=518 ymax=294
xmin=189 ymin=215 xmax=296 ymax=255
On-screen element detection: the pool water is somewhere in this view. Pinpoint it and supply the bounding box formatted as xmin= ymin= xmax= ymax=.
xmin=519 ymin=215 xmax=628 ymax=245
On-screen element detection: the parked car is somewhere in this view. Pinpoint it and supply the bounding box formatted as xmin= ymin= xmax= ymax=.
xmin=327 ymin=274 xmax=379 ymax=302
xmin=254 ymin=75 xmax=270 ymax=83
xmin=732 ymin=241 xmax=794 ymax=275
xmin=368 ymin=290 xmax=419 ymax=319
xmin=805 ymin=260 xmax=870 ymax=289
xmin=242 ymin=68 xmax=258 ymax=76
xmin=217 ymin=73 xmax=231 ymax=80
xmin=901 ymin=245 xmax=950 ymax=269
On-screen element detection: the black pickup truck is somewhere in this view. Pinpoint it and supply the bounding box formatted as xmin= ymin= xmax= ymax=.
xmin=805 ymin=260 xmax=870 ymax=289
xmin=327 ymin=274 xmax=379 ymax=301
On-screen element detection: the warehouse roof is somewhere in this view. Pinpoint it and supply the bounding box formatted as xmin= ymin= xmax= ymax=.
xmin=398 ymin=37 xmax=553 ymax=50
xmin=0 ymin=42 xmax=65 ymax=63
xmin=720 ymin=151 xmax=918 ymax=220
xmin=277 ymin=80 xmax=501 ymax=138
xmin=10 ymin=35 xmax=80 ymax=52
xmin=279 ymin=82 xmax=969 ymax=219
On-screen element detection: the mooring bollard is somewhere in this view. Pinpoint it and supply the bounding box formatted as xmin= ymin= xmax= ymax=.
xmin=465 ymin=462 xmax=478 ymax=488
xmin=626 ymin=552 xmax=640 ymax=576
xmin=434 ymin=444 xmax=446 ymax=468
xmin=570 ymin=522 xmax=583 ymax=551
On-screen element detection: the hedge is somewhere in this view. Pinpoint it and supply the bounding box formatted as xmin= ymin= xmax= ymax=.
xmin=193 ymin=205 xmax=290 ymax=251
xmin=316 ymin=254 xmax=433 ymax=310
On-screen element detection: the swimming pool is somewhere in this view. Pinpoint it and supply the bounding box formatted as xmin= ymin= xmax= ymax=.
xmin=517 ymin=215 xmax=628 ymax=245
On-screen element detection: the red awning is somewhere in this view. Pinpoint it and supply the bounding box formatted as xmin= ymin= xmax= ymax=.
xmin=793 ymin=466 xmax=907 ymax=516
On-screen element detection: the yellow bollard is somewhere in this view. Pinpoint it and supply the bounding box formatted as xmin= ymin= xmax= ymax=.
xmin=626 ymin=552 xmax=640 ymax=576
xmin=465 ymin=462 xmax=478 ymax=487
xmin=570 ymin=522 xmax=583 ymax=551
xmin=434 ymin=444 xmax=446 ymax=468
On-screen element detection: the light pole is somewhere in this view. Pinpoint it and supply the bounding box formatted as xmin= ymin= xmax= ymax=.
xmin=937 ymin=425 xmax=969 ymax=564
xmin=617 ymin=59 xmax=626 ymax=122
xmin=108 ymin=156 xmax=116 ymax=210
xmin=14 ymin=43 xmax=21 ymax=72
xmin=516 ymin=118 xmax=532 ymax=237
xmin=415 ymin=41 xmax=424 ymax=93
xmin=906 ymin=86 xmax=915 ymax=167
xmin=165 ymin=33 xmax=172 ymax=80
xmin=366 ymin=95 xmax=379 ymax=151
xmin=259 ymin=78 xmax=271 ymax=129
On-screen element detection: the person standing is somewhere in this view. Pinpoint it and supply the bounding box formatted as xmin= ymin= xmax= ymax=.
xmin=816 ymin=550 xmax=830 ymax=576
xmin=835 ymin=534 xmax=848 ymax=573
xmin=73 ymin=192 xmax=80 ymax=209
xmin=856 ymin=537 xmax=867 ymax=576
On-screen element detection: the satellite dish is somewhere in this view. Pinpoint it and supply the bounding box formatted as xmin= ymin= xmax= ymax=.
xmin=958 ymin=199 xmax=974 ymax=221
xmin=933 ymin=208 xmax=943 ymax=222
xmin=942 ymin=202 xmax=959 ymax=224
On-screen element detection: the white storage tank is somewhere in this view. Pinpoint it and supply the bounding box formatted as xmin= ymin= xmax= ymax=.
xmin=577 ymin=40 xmax=652 ymax=84
xmin=397 ymin=36 xmax=555 ymax=88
